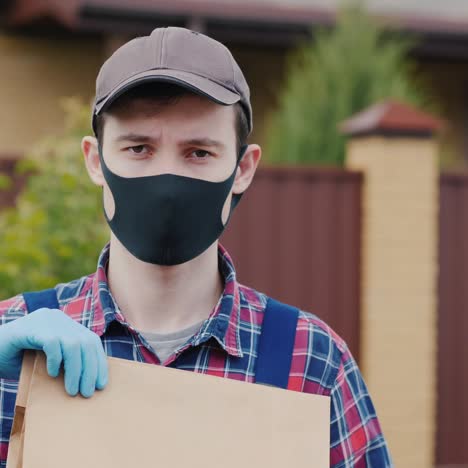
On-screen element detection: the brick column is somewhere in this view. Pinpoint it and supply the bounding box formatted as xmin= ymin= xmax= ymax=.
xmin=341 ymin=101 xmax=442 ymax=468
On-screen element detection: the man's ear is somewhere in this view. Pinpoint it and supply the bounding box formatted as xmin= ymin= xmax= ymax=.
xmin=82 ymin=136 xmax=104 ymax=186
xmin=232 ymin=144 xmax=262 ymax=195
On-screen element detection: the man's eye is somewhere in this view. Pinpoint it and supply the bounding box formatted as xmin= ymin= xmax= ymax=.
xmin=191 ymin=150 xmax=211 ymax=159
xmin=128 ymin=145 xmax=148 ymax=154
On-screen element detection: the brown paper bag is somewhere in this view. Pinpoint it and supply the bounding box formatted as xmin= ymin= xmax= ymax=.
xmin=6 ymin=352 xmax=36 ymax=468
xmin=8 ymin=351 xmax=330 ymax=467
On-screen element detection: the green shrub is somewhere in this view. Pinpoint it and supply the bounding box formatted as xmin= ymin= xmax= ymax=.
xmin=265 ymin=5 xmax=433 ymax=166
xmin=0 ymin=98 xmax=108 ymax=300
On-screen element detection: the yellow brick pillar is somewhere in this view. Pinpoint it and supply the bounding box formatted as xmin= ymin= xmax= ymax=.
xmin=341 ymin=101 xmax=442 ymax=468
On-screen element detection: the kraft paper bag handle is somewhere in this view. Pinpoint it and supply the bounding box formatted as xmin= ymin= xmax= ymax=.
xmin=7 ymin=351 xmax=38 ymax=468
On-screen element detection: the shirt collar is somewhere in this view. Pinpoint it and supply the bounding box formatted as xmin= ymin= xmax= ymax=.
xmin=90 ymin=243 xmax=243 ymax=358
xmin=191 ymin=244 xmax=243 ymax=357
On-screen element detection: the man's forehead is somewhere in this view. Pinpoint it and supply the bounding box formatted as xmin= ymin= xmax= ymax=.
xmin=105 ymin=95 xmax=236 ymax=138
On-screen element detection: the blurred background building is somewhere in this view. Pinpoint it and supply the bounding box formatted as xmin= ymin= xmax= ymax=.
xmin=2 ymin=0 xmax=468 ymax=165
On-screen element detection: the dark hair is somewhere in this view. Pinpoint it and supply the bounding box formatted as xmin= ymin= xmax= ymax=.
xmin=94 ymin=82 xmax=249 ymax=153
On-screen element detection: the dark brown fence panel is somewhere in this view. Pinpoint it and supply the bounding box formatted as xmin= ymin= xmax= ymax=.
xmin=221 ymin=166 xmax=362 ymax=360
xmin=437 ymin=173 xmax=468 ymax=467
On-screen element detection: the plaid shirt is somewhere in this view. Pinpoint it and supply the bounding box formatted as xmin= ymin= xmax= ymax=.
xmin=0 ymin=243 xmax=391 ymax=467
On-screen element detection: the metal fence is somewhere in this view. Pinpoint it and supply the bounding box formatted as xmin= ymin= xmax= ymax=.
xmin=221 ymin=166 xmax=363 ymax=360
xmin=437 ymin=173 xmax=468 ymax=467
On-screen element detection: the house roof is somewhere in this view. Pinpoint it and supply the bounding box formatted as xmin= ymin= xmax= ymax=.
xmin=339 ymin=100 xmax=445 ymax=137
xmin=3 ymin=0 xmax=468 ymax=57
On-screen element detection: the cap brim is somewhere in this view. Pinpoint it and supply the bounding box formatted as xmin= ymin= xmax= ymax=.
xmin=94 ymin=69 xmax=241 ymax=115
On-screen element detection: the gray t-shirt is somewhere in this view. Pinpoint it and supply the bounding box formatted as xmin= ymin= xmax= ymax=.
xmin=140 ymin=320 xmax=204 ymax=363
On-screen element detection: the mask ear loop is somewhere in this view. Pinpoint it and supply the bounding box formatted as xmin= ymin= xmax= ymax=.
xmin=238 ymin=144 xmax=249 ymax=162
xmin=97 ymin=143 xmax=107 ymax=169
xmin=230 ymin=144 xmax=249 ymax=210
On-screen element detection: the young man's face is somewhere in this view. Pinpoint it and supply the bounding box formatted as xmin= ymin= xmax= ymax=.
xmin=102 ymin=94 xmax=239 ymax=180
xmin=82 ymin=92 xmax=261 ymax=225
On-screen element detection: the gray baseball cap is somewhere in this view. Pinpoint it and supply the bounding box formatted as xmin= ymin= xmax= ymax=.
xmin=92 ymin=26 xmax=252 ymax=134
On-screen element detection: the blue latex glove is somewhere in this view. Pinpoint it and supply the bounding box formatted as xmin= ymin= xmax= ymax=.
xmin=0 ymin=308 xmax=108 ymax=398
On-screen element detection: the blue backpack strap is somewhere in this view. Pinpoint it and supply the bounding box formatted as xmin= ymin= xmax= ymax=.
xmin=255 ymin=297 xmax=300 ymax=389
xmin=23 ymin=288 xmax=59 ymax=313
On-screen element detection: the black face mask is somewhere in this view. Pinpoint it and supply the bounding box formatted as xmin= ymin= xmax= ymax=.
xmin=98 ymin=146 xmax=247 ymax=266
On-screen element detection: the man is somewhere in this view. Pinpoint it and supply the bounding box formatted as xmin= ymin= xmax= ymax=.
xmin=0 ymin=27 xmax=391 ymax=466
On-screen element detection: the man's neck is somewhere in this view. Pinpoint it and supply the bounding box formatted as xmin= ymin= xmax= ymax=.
xmin=106 ymin=235 xmax=224 ymax=334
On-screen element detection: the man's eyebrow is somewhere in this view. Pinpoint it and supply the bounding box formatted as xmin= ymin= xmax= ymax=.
xmin=179 ymin=138 xmax=226 ymax=150
xmin=114 ymin=133 xmax=158 ymax=143
xmin=114 ymin=134 xmax=225 ymax=150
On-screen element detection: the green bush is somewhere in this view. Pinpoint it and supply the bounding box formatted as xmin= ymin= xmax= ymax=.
xmin=265 ymin=5 xmax=433 ymax=166
xmin=0 ymin=98 xmax=108 ymax=300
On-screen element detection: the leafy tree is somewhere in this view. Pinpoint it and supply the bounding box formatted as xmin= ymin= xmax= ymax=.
xmin=0 ymin=98 xmax=108 ymax=300
xmin=265 ymin=4 xmax=434 ymax=166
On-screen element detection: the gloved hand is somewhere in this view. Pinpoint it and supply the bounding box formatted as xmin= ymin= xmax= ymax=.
xmin=0 ymin=308 xmax=108 ymax=398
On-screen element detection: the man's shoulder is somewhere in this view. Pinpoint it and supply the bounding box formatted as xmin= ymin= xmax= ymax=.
xmin=54 ymin=272 xmax=95 ymax=307
xmin=296 ymin=309 xmax=348 ymax=356
xmin=238 ymin=283 xmax=350 ymax=392
xmin=0 ymin=272 xmax=96 ymax=320
xmin=238 ymin=283 xmax=348 ymax=357
xmin=0 ymin=293 xmax=27 ymax=322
